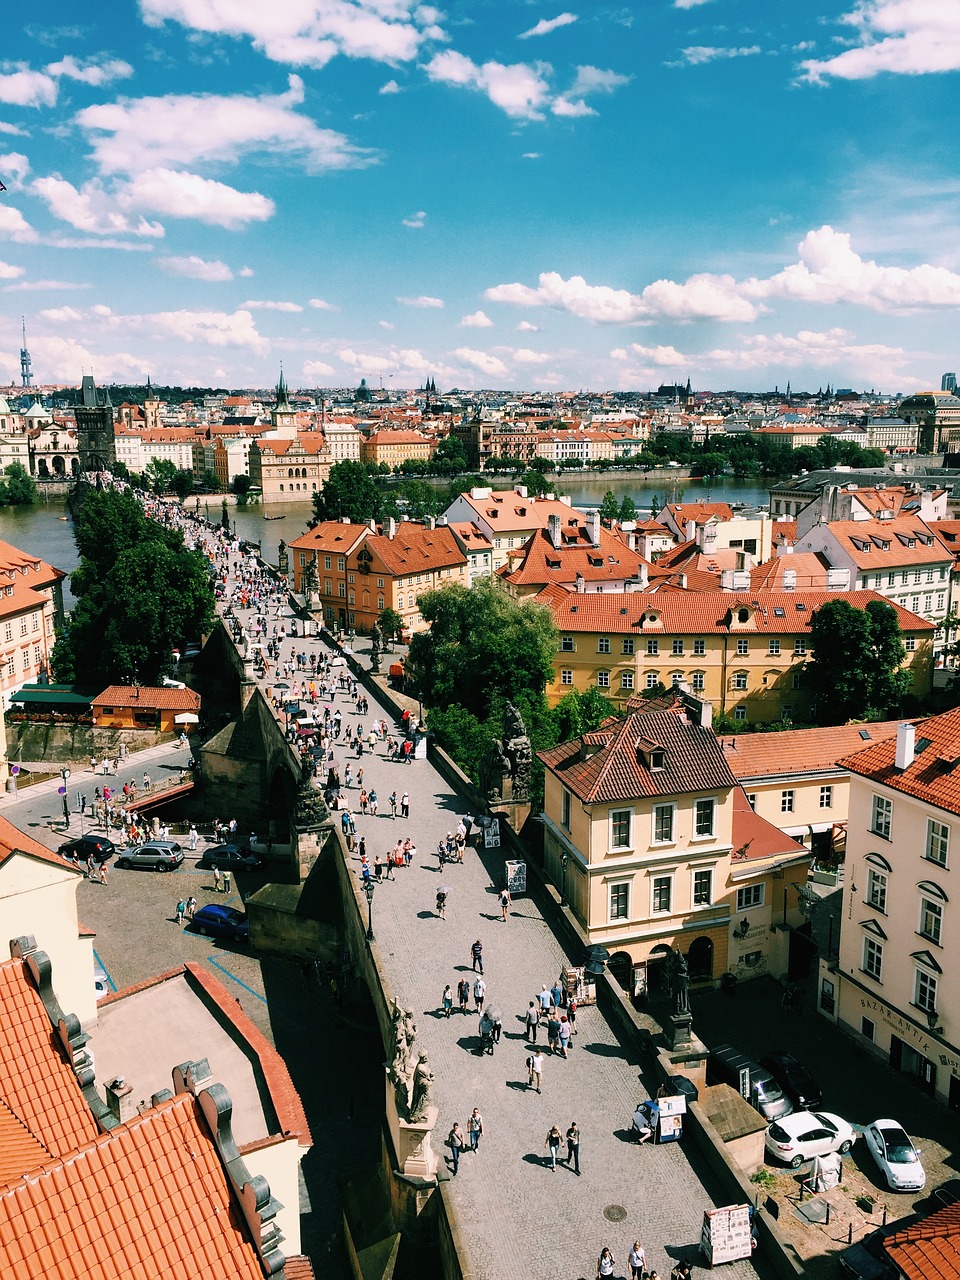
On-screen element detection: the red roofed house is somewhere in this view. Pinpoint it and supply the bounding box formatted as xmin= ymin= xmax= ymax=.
xmin=0 ymin=539 xmax=65 ymax=709
xmin=92 ymin=684 xmax=201 ymax=733
xmin=442 ymin=485 xmax=586 ymax=572
xmin=501 ymin=509 xmax=649 ymax=599
xmin=538 ymin=689 xmax=809 ymax=993
xmin=824 ymin=709 xmax=960 ymax=1108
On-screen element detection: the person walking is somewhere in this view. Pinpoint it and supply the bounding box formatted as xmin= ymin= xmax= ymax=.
xmin=447 ymin=1122 xmax=464 ymax=1176
xmin=213 ymin=866 xmax=222 ymax=893
xmin=558 ymin=1015 xmax=572 ymax=1059
xmin=389 ymin=791 xmax=398 ymax=819
xmin=185 ymin=895 xmax=197 ymax=920
xmin=471 ymin=939 xmax=483 ymax=974
xmin=436 ymin=888 xmax=447 ymax=919
xmin=499 ymin=886 xmax=511 ymax=922
xmin=457 ymin=977 xmax=470 ymax=1014
xmin=188 ymin=825 xmax=198 ymax=852
xmin=527 ymin=1049 xmax=544 ymax=1093
xmin=463 ymin=814 xmax=473 ymax=845
xmin=565 ymin=1122 xmax=581 ymax=1175
xmin=473 ymin=975 xmax=486 ymax=1012
xmin=597 ymin=1247 xmax=616 ymax=1279
xmin=441 ymin=984 xmax=453 ymax=1018
xmin=547 ymin=1010 xmax=561 ymax=1056
xmin=467 ymin=1107 xmax=483 ymax=1152
xmin=368 ymin=788 xmax=378 ymax=816
xmin=400 ymin=791 xmax=410 ymax=819
xmin=175 ymin=898 xmax=186 ymax=926
xmin=544 ymin=1124 xmax=562 ymax=1171
xmin=525 ymin=1001 xmax=540 ymax=1043
xmin=538 ymin=984 xmax=553 ymax=1018
xmin=628 ymin=1241 xmax=647 ymax=1280
xmin=374 ymin=854 xmax=384 ymax=881
xmin=384 ymin=851 xmax=395 ymax=881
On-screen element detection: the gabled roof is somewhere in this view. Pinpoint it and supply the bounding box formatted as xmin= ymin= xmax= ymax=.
xmin=838 ymin=705 xmax=960 ymax=816
xmin=287 ymin=520 xmax=368 ymax=554
xmin=504 ymin=524 xmax=646 ymax=587
xmin=662 ymin=502 xmax=735 ymax=526
xmin=886 ymin=1198 xmax=960 ymax=1280
xmin=748 ymin=552 xmax=836 ymax=591
xmin=367 ymin=523 xmax=466 ymax=574
xmin=92 ymin=685 xmax=200 ymax=711
xmin=722 ymin=720 xmax=904 ymax=782
xmin=538 ymin=696 xmax=736 ymax=803
xmin=816 ymin=517 xmax=951 ymax=569
xmin=731 ymin=788 xmax=807 ymax=863
xmin=0 ymin=814 xmax=82 ymax=876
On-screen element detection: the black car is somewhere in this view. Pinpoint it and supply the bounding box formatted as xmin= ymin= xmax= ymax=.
xmin=839 ymin=1227 xmax=898 ymax=1280
xmin=758 ymin=1050 xmax=823 ymax=1110
xmin=58 ymin=835 xmax=116 ymax=865
xmin=197 ymin=843 xmax=265 ymax=872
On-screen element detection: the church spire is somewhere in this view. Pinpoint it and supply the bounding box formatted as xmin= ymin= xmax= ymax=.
xmin=276 ymin=365 xmax=291 ymax=409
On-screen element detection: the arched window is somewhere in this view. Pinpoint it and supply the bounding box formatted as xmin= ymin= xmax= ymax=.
xmin=687 ymin=936 xmax=714 ymax=980
xmin=288 ymin=468 xmax=294 ymax=477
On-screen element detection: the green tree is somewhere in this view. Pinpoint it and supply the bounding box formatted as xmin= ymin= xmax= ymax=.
xmin=312 ymin=459 xmax=383 ymax=523
xmin=599 ymin=490 xmax=620 ymax=522
xmin=0 ymin=463 xmax=37 ymax=506
xmin=618 ymin=495 xmax=637 ymax=523
xmin=804 ymin=598 xmax=911 ymax=724
xmin=519 ymin=468 xmax=552 ymax=497
xmin=548 ymin=687 xmax=616 ymax=741
xmin=109 ymin=460 xmax=131 ymax=482
xmin=694 ymin=452 xmax=726 ymax=479
xmin=433 ymin=436 xmax=468 ymax=473
xmin=378 ymin=607 xmax=404 ymax=644
xmin=865 ymin=599 xmax=911 ymax=713
xmin=232 ymin=474 xmax=252 ymax=505
xmin=171 ymin=469 xmax=194 ymax=499
xmin=143 ymin=458 xmax=178 ymax=495
xmin=200 ymin=469 xmax=223 ymax=493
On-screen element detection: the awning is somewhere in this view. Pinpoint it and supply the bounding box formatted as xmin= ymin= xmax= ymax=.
xmin=10 ymin=685 xmax=93 ymax=707
xmin=174 ymin=712 xmax=200 ymax=724
xmin=782 ymin=822 xmax=832 ymax=838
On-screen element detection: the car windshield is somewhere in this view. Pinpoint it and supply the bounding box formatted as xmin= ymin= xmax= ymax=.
xmin=755 ymin=1080 xmax=783 ymax=1100
xmin=224 ymin=910 xmax=245 ymax=925
xmin=812 ymin=1114 xmax=838 ymax=1134
xmin=883 ymin=1132 xmax=917 ymax=1162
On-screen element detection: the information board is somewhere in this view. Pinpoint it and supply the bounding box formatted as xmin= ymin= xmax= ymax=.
xmin=505 ymin=859 xmax=526 ymax=894
xmin=483 ymin=818 xmax=501 ymax=849
xmin=700 ymin=1205 xmax=752 ymax=1267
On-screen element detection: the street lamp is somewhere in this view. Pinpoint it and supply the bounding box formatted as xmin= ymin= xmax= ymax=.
xmin=559 ymin=853 xmax=569 ymax=907
xmin=59 ymin=767 xmax=71 ymax=827
xmin=363 ymin=880 xmax=376 ymax=942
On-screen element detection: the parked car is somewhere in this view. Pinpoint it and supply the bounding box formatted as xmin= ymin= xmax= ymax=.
xmin=115 ymin=841 xmax=184 ymax=872
xmin=59 ymin=835 xmax=115 ymax=865
xmin=758 ymin=1050 xmax=823 ymax=1110
xmin=764 ymin=1110 xmax=856 ymax=1168
xmin=93 ymin=961 xmax=111 ymax=1001
xmin=197 ymin=844 xmax=265 ymax=872
xmin=839 ymin=1227 xmax=899 ymax=1280
xmin=863 ymin=1119 xmax=926 ymax=1192
xmin=191 ymin=904 xmax=249 ymax=943
xmin=706 ymin=1043 xmax=793 ymax=1122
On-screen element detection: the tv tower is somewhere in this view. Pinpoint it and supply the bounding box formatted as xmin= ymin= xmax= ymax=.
xmin=19 ymin=317 xmax=32 ymax=389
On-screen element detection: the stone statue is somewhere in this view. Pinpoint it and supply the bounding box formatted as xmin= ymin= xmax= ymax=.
xmin=294 ymin=769 xmax=328 ymax=828
xmin=673 ymin=951 xmax=691 ymax=1016
xmin=301 ymin=554 xmax=319 ymax=601
xmin=408 ymin=1053 xmax=435 ymax=1123
xmin=370 ymin=624 xmax=382 ymax=674
xmin=479 ymin=735 xmax=510 ymax=801
xmin=503 ymin=700 xmax=532 ymax=801
xmin=389 ymin=1000 xmax=419 ymax=1118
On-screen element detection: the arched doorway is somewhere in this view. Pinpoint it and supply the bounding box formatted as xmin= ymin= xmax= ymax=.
xmin=52 ymin=455 xmax=65 ymax=475
xmin=647 ymin=942 xmax=674 ymax=997
xmin=687 ymin=936 xmax=715 ymax=981
xmin=608 ymin=950 xmax=633 ymax=992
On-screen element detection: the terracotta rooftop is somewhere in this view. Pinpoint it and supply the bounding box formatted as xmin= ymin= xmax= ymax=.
xmin=812 ymin=517 xmax=951 ymax=569
xmin=661 ymin=502 xmax=735 ymax=527
xmin=504 ymin=525 xmax=647 ymax=587
xmin=748 ymin=552 xmax=835 ymax=591
xmin=731 ymin=788 xmax=807 ymax=863
xmin=838 ymin=705 xmax=960 ymax=817
xmin=886 ymin=1197 xmax=960 ymax=1280
xmin=0 ymin=814 xmax=81 ymax=877
xmin=92 ymin=685 xmax=201 ymax=711
xmin=368 ymin=523 xmax=466 ymax=575
xmin=287 ymin=521 xmax=368 ymax=554
xmin=722 ymin=720 xmax=904 ymax=781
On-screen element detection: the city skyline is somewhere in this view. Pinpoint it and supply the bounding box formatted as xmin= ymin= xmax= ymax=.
xmin=0 ymin=1 xmax=958 ymax=393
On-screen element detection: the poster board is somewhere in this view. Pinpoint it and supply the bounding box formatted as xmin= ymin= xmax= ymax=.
xmin=656 ymin=1094 xmax=686 ymax=1144
xmin=505 ymin=859 xmax=526 ymax=894
xmin=700 ymin=1205 xmax=752 ymax=1267
xmin=483 ymin=818 xmax=501 ymax=849
xmin=562 ymin=965 xmax=596 ymax=1006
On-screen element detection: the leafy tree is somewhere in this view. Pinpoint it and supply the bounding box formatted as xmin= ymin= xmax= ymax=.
xmin=0 ymin=463 xmax=37 ymax=506
xmin=599 ymin=490 xmax=620 ymax=522
xmin=171 ymin=469 xmax=195 ymax=499
xmin=619 ymin=494 xmax=637 ymax=523
xmin=804 ymin=598 xmax=911 ymax=724
xmin=548 ymin=687 xmax=616 ymax=741
xmin=378 ymin=607 xmax=404 ymax=644
xmin=232 ymin=473 xmax=252 ymax=506
xmin=201 ymin=469 xmax=223 ymax=493
xmin=865 ymin=599 xmax=912 ymax=712
xmin=312 ymin=459 xmax=383 ymax=523
xmin=143 ymin=458 xmax=178 ymax=495
xmin=433 ymin=436 xmax=468 ymax=472
xmin=694 ymin=452 xmax=726 ymax=479
xmin=519 ymin=468 xmax=552 ymax=497
xmin=109 ymin=460 xmax=130 ymax=482
xmin=527 ymin=456 xmax=551 ymax=474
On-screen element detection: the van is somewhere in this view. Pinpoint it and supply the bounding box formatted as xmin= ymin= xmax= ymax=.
xmin=706 ymin=1043 xmax=794 ymax=1122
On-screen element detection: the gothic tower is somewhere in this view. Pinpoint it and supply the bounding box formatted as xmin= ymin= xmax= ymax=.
xmin=74 ymin=375 xmax=116 ymax=474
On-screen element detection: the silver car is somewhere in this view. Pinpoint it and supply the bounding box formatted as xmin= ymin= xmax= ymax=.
xmin=115 ymin=841 xmax=184 ymax=872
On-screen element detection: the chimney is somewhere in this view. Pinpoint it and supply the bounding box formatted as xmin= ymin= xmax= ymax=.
xmin=514 ymin=484 xmax=528 ymax=498
xmin=368 ymin=518 xmax=377 ymax=531
xmin=589 ymin=510 xmax=601 ymax=547
xmin=548 ymin=513 xmax=562 ymax=548
xmin=575 ymin=572 xmax=585 ymax=593
xmin=387 ymin=517 xmax=397 ymax=540
xmin=105 ymin=1076 xmax=138 ymax=1124
xmin=895 ymin=722 xmax=915 ymax=771
xmin=425 ymin=516 xmax=435 ymax=530
xmin=678 ymin=573 xmax=687 ymax=589
xmin=685 ymin=519 xmax=696 ymax=541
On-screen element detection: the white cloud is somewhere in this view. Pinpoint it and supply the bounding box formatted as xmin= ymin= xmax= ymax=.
xmin=396 ymin=294 xmax=443 ymax=308
xmin=568 ymin=65 xmax=631 ymax=96
xmin=158 ymin=254 xmax=233 ymax=281
xmin=403 ymin=210 xmax=427 ymax=228
xmin=459 ymin=310 xmax=493 ymax=328
xmin=0 ymin=152 xmax=30 ymax=189
xmin=453 ymin=347 xmax=509 ymax=379
xmin=512 ymin=347 xmax=551 ymax=364
xmin=674 ymin=0 xmax=714 ymax=7
xmin=0 ymin=55 xmax=132 ymax=109
xmin=303 ymin=359 xmax=336 ymax=378
xmin=677 ymin=45 xmax=762 ymax=66
xmin=31 ymin=176 xmax=165 ymax=238
xmin=378 ymin=320 xmax=394 ymax=329
xmin=0 ymin=205 xmax=37 ymax=242
xmin=117 ymin=169 xmax=274 ymax=229
xmin=45 ymin=55 xmax=133 ymax=86
xmin=39 ymin=305 xmax=83 ymax=322
xmin=140 ymin=308 xmax=269 ymax=353
xmin=0 ymin=261 xmax=23 ymax=279
xmin=626 ymin=342 xmax=688 ymax=366
xmin=522 ymin=152 xmax=541 ymax=159
xmin=140 ymin=0 xmax=429 ymax=70
xmin=425 ymin=50 xmax=552 ymax=120
xmin=801 ymin=2 xmax=960 ymax=82
xmin=241 ymin=299 xmax=304 ymax=312
xmin=309 ymin=297 xmax=337 ymax=310
xmin=0 ymin=122 xmax=27 ymax=136
xmin=75 ymin=75 xmax=374 ymax=177
xmin=486 ymin=269 xmax=757 ymax=323
xmin=744 ymin=225 xmax=960 ymax=312
xmin=552 ymin=98 xmax=596 ymax=117
xmin=380 ymin=79 xmax=401 ymax=94
xmin=239 ymin=266 xmax=255 ymax=278
xmin=4 ymin=278 xmax=89 ymax=292
xmin=29 ymin=334 xmax=146 ymax=383
xmin=519 ymin=14 xmax=578 ymax=39
xmin=705 ymin=329 xmax=910 ymax=381
xmin=517 ymin=320 xmax=542 ymax=332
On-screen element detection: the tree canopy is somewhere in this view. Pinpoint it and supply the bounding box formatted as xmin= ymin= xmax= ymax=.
xmin=0 ymin=463 xmax=37 ymax=507
xmin=311 ymin=459 xmax=383 ymax=524
xmin=803 ymin=598 xmax=911 ymax=724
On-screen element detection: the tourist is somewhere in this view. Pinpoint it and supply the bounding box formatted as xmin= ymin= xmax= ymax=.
xmin=457 ymin=977 xmax=470 ymax=1014
xmin=527 ymin=1049 xmax=544 ymax=1093
xmin=628 ymin=1241 xmax=646 ymax=1280
xmin=467 ymin=1108 xmax=483 ymax=1152
xmin=558 ymin=1016 xmax=571 ymax=1059
xmin=441 ymin=984 xmax=453 ymax=1018
xmin=188 ymin=825 xmax=198 ymax=851
xmin=471 ymin=939 xmax=483 ymax=974
xmin=544 ymin=1125 xmax=561 ymax=1171
xmin=565 ymin=1122 xmax=581 ymax=1175
xmin=175 ymin=898 xmax=186 ymax=926
xmin=597 ymin=1247 xmax=616 ymax=1279
xmin=436 ymin=888 xmax=447 ymax=919
xmin=447 ymin=1122 xmax=464 ymax=1176
xmin=499 ymin=887 xmax=511 ymax=922
xmin=400 ymin=791 xmax=410 ymax=819
xmin=525 ymin=1001 xmax=540 ymax=1043
xmin=473 ymin=975 xmax=485 ymax=1012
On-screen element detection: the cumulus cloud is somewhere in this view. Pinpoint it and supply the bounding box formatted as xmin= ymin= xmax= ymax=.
xmin=75 ymin=75 xmax=374 ymax=177
xmin=241 ymin=299 xmax=304 ymax=312
xmin=39 ymin=305 xmax=83 ymax=322
xmin=45 ymin=55 xmax=133 ymax=86
xmin=625 ymin=343 xmax=689 ymax=366
xmin=512 ymin=347 xmax=551 ymax=363
xmin=403 ymin=210 xmax=427 ymax=228
xmin=454 ymin=347 xmax=510 ymax=378
xmin=459 ymin=310 xmax=493 ymax=328
xmin=140 ymin=0 xmax=430 ymax=70
xmin=517 ymin=319 xmax=542 ymax=331
xmin=31 ymin=176 xmax=165 ymax=238
xmin=309 ymin=297 xmax=337 ymax=310
xmin=303 ymin=359 xmax=336 ymax=378
xmin=117 ymin=169 xmax=274 ymax=229
xmin=380 ymin=79 xmax=401 ymax=94
xmin=519 ymin=13 xmax=578 ymax=39
xmin=28 ymin=334 xmax=146 ymax=383
xmin=397 ymin=294 xmax=443 ymax=308
xmin=159 ymin=255 xmax=233 ymax=281
xmin=378 ymin=320 xmax=394 ymax=329
xmin=0 ymin=261 xmax=23 ymax=279
xmin=0 ymin=205 xmax=37 ymax=242
xmin=425 ymin=50 xmax=552 ymax=119
xmin=800 ymin=2 xmax=960 ymax=82
xmin=486 ymin=269 xmax=758 ymax=323
xmin=0 ymin=55 xmax=131 ymax=109
xmin=0 ymin=152 xmax=30 ymax=189
xmin=139 ymin=308 xmax=269 ymax=353
xmin=675 ymin=46 xmax=762 ymax=66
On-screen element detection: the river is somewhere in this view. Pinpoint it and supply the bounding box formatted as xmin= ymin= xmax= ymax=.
xmin=0 ymin=473 xmax=774 ymax=600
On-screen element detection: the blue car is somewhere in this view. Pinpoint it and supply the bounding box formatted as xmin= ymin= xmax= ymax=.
xmin=191 ymin=904 xmax=249 ymax=943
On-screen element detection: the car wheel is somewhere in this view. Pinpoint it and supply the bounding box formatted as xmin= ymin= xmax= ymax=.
xmin=790 ymin=1154 xmax=804 ymax=1169
xmin=195 ymin=924 xmax=207 ymax=935
xmin=117 ymin=858 xmax=129 ymax=870
xmin=839 ymin=1140 xmax=852 ymax=1154
xmin=156 ymin=861 xmax=170 ymax=872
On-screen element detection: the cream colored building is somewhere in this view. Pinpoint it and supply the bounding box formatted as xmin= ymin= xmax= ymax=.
xmin=442 ymin=486 xmax=585 ymax=572
xmin=538 ymin=690 xmax=809 ymax=994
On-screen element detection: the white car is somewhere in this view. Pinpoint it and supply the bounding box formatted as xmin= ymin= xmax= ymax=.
xmin=765 ymin=1110 xmax=857 ymax=1168
xmin=863 ymin=1120 xmax=926 ymax=1192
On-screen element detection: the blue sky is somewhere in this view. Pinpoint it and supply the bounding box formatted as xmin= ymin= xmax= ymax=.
xmin=0 ymin=0 xmax=958 ymax=393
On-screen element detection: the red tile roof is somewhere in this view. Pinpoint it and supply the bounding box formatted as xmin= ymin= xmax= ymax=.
xmin=886 ymin=1198 xmax=960 ymax=1280
xmin=0 ymin=815 xmax=82 ymax=876
xmin=92 ymin=685 xmax=200 ymax=711
xmin=815 ymin=517 xmax=951 ymax=569
xmin=287 ymin=521 xmax=368 ymax=554
xmin=722 ymin=720 xmax=904 ymax=781
xmin=731 ymin=788 xmax=807 ymax=862
xmin=368 ymin=523 xmax=466 ymax=575
xmin=838 ymin=705 xmax=960 ymax=816
xmin=662 ymin=502 xmax=735 ymax=526
xmin=748 ymin=552 xmax=835 ymax=591
xmin=504 ymin=525 xmax=647 ymax=587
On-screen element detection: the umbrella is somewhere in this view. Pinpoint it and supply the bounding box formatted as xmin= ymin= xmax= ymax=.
xmin=273 ymin=681 xmax=290 ymax=690
xmin=174 ymin=712 xmax=200 ymax=724
xmin=437 ymin=884 xmax=451 ymax=895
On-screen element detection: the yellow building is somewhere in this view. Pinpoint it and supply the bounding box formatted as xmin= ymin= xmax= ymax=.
xmin=360 ymin=429 xmax=434 ymax=469
xmin=249 ymin=434 xmax=331 ymax=503
xmin=538 ymin=690 xmax=810 ymax=992
xmin=537 ymin=586 xmax=933 ymax=725
xmin=824 ymin=713 xmax=960 ymax=1106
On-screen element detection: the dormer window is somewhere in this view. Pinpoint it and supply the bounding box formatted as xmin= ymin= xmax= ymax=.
xmin=651 ymin=749 xmax=666 ymax=771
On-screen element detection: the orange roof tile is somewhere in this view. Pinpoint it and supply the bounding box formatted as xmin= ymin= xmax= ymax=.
xmin=887 ymin=1198 xmax=960 ymax=1280
xmin=731 ymin=788 xmax=807 ymax=863
xmin=748 ymin=552 xmax=835 ymax=591
xmin=722 ymin=720 xmax=903 ymax=781
xmin=816 ymin=517 xmax=951 ymax=569
xmin=0 ymin=815 xmax=82 ymax=876
xmin=368 ymin=524 xmax=466 ymax=575
xmin=287 ymin=521 xmax=368 ymax=554
xmin=838 ymin=705 xmax=960 ymax=817
xmin=504 ymin=525 xmax=646 ymax=587
xmin=92 ymin=686 xmax=200 ymax=712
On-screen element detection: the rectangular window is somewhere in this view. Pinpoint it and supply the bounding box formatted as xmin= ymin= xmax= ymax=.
xmin=694 ymin=797 xmax=716 ymax=837
xmin=378 ymin=596 xmax=384 ymax=610
xmin=621 ymin=638 xmax=635 ymax=655
xmin=33 ymin=644 xmax=41 ymax=667
xmin=734 ymin=706 xmax=747 ymax=721
xmin=733 ymin=671 xmax=748 ymax=690
xmin=887 ymin=573 xmax=896 ymax=587
xmin=693 ymin=639 xmax=706 ymax=656
xmin=561 ymin=636 xmax=575 ymax=651
xmin=746 ymin=793 xmax=757 ymax=809
xmin=324 ymin=555 xmax=332 ymax=569
xmin=652 ymin=875 xmax=672 ymax=913
xmin=598 ymin=637 xmax=610 ymax=653
xmin=872 ymin=795 xmax=892 ymax=840
xmin=2 ymin=624 xmax=9 ymax=643
xmin=653 ymin=803 xmax=674 ymax=844
xmin=377 ymin=578 xmax=384 ymax=588
xmin=672 ymin=639 xmax=684 ymax=655
xmin=4 ymin=655 xmax=12 ymax=677
xmin=348 ymin=573 xmax=355 ymax=584
xmin=647 ymin=639 xmax=659 ymax=655
xmin=561 ymin=669 xmax=573 ymax=685
xmin=819 ymin=785 xmax=833 ymax=809
xmin=736 ymin=638 xmax=749 ymax=655
xmin=861 ymin=1016 xmax=875 ymax=1041
xmin=611 ymin=809 xmax=632 ymax=849
xmin=768 ymin=638 xmax=781 ymax=655
xmin=646 ymin=671 xmax=660 ymax=689
xmin=693 ymin=869 xmax=713 ymax=905
xmin=597 ymin=670 xmax=610 ymax=688
xmin=862 ymin=936 xmax=883 ymax=980
xmin=905 ymin=636 xmax=917 ymax=651
xmin=781 ymin=789 xmax=795 ymax=813
xmin=561 ymin=789 xmax=571 ymax=829
xmin=621 ymin=671 xmax=634 ymax=690
xmin=609 ymin=882 xmax=629 ymax=921
xmin=867 ymin=869 xmax=887 ymax=912
xmin=919 ymin=898 xmax=943 ymax=945
xmin=692 ymin=671 xmax=704 ymax=691
xmin=337 ymin=557 xmax=346 ymax=571
xmin=19 ymin=618 xmax=27 ymax=637
xmin=794 ymin=639 xmax=806 ymax=655
xmin=916 ymin=969 xmax=938 ymax=1012
xmin=736 ymin=883 xmax=764 ymax=911
xmin=338 ymin=582 xmax=346 ymax=598
xmin=927 ymin=819 xmax=949 ymax=865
